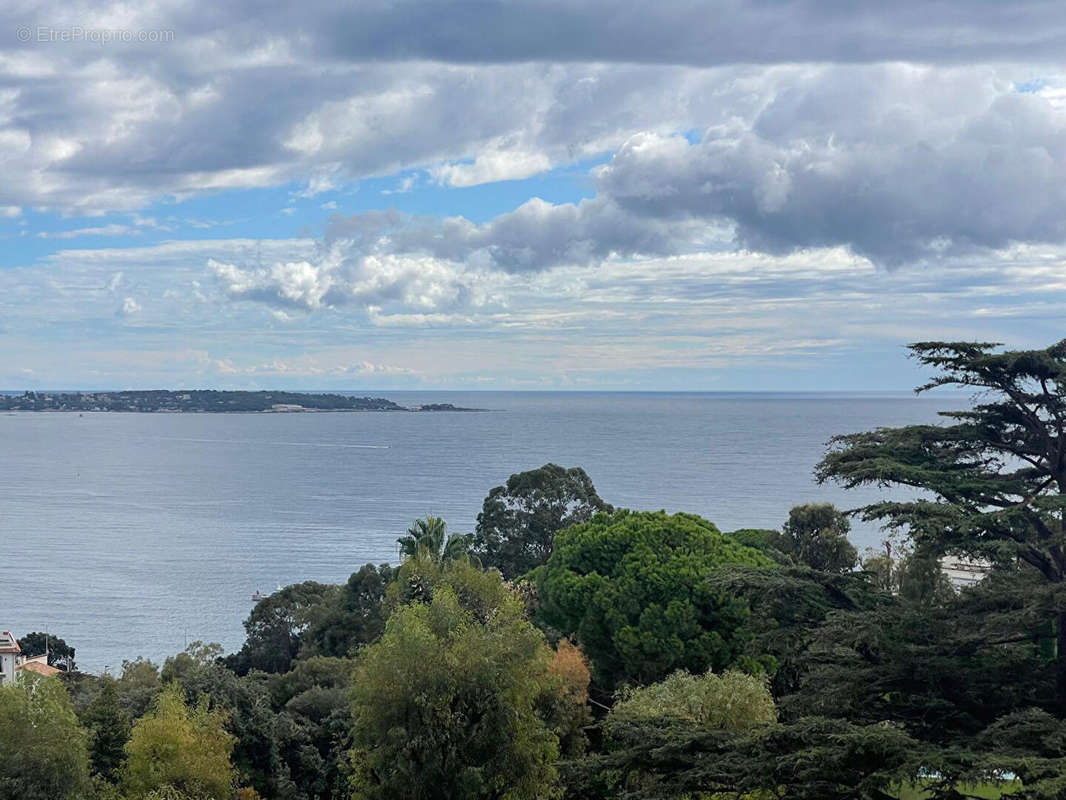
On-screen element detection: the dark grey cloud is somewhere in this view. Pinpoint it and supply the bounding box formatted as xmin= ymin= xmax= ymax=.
xmin=282 ymin=66 xmax=1066 ymax=273
xmin=23 ymin=0 xmax=1066 ymax=67
xmin=1 ymin=0 xmax=1064 ymax=215
xmin=597 ymin=67 xmax=1066 ymax=265
xmin=3 ymin=1 xmax=1066 ymax=276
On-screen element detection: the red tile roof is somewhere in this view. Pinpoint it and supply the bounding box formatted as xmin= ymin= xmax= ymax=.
xmin=16 ymin=660 xmax=60 ymax=677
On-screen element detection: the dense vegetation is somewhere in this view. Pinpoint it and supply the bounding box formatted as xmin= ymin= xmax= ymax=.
xmin=8 ymin=340 xmax=1066 ymax=799
xmin=0 ymin=390 xmax=484 ymax=413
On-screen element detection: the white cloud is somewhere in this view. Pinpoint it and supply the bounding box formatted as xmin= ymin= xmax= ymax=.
xmin=38 ymin=224 xmax=141 ymax=239
xmin=433 ymin=150 xmax=554 ymax=187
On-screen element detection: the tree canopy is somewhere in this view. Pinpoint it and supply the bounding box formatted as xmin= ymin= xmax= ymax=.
xmin=349 ymin=569 xmax=565 ymax=800
xmin=0 ymin=675 xmax=91 ymax=800
xmin=228 ymin=581 xmax=337 ymax=675
xmin=776 ymin=503 xmax=859 ymax=573
xmin=536 ymin=509 xmax=773 ymax=689
xmin=81 ymin=675 xmax=130 ymax=783
xmin=18 ymin=630 xmax=76 ymax=671
xmin=121 ymin=683 xmax=236 ymax=800
xmin=817 ymin=339 xmax=1066 ymax=711
xmin=473 ymin=463 xmax=614 ymax=579
xmin=398 ymin=515 xmax=477 ymax=565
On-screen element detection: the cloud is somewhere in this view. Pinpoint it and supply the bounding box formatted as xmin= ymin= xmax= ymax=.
xmin=38 ymin=223 xmax=141 ymax=239
xmin=0 ymin=4 xmax=1059 ymax=218
xmin=208 ymin=244 xmax=504 ymax=312
xmin=282 ymin=65 xmax=1066 ymax=271
xmin=594 ymin=67 xmax=1066 ymax=266
xmin=433 ymin=151 xmax=553 ymax=187
xmin=20 ymin=1 xmax=1060 ymax=68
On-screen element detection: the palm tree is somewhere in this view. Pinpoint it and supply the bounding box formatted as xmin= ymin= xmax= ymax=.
xmin=398 ymin=516 xmax=478 ymax=565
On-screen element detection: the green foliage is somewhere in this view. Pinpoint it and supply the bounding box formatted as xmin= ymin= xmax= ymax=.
xmin=0 ymin=674 xmax=91 ymax=800
xmin=349 ymin=577 xmax=563 ymax=800
xmin=386 ymin=554 xmax=515 ymax=618
xmin=706 ymin=565 xmax=888 ymax=697
xmin=398 ymin=515 xmax=478 ymax=565
xmin=82 ymin=676 xmax=131 ymax=782
xmin=537 ymin=509 xmax=773 ymax=689
xmin=816 ymin=339 xmax=1066 ymax=709
xmin=168 ymin=652 xmax=357 ymax=800
xmin=861 ymin=543 xmax=956 ymax=607
xmin=161 ymin=641 xmax=225 ymax=685
xmin=121 ymin=683 xmax=236 ymax=800
xmin=727 ymin=528 xmax=790 ymax=563
xmin=228 ymin=581 xmax=338 ymax=675
xmin=117 ymin=658 xmax=163 ymax=720
xmin=300 ymin=563 xmax=396 ymax=659
xmin=789 ymin=570 xmax=1055 ymax=743
xmin=609 ymin=669 xmax=777 ymax=732
xmin=777 ymin=503 xmax=859 ymax=573
xmin=573 ymin=714 xmax=923 ymax=800
xmin=473 ymin=463 xmax=614 ymax=579
xmin=17 ymin=630 xmax=77 ymax=670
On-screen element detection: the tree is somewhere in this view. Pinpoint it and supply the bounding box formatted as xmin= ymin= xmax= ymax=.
xmin=860 ymin=541 xmax=956 ymax=607
xmin=82 ymin=676 xmax=130 ymax=782
xmin=576 ymin=713 xmax=924 ymax=800
xmin=540 ymin=639 xmax=593 ymax=757
xmin=0 ymin=674 xmax=91 ymax=799
xmin=121 ymin=683 xmax=236 ymax=800
xmin=775 ymin=503 xmax=859 ymax=573
xmin=161 ymin=641 xmax=225 ymax=685
xmin=173 ymin=660 xmax=294 ymax=799
xmin=536 ymin=510 xmax=774 ymax=690
xmin=117 ymin=657 xmax=163 ymax=720
xmin=228 ymin=581 xmax=337 ymax=674
xmin=18 ymin=631 xmax=76 ymax=671
xmin=579 ymin=671 xmax=779 ymax=800
xmin=473 ymin=464 xmax=614 ymax=579
xmin=267 ymin=657 xmax=358 ymax=800
xmin=705 ymin=565 xmax=887 ymax=697
xmin=816 ymin=339 xmax=1066 ymax=711
xmin=300 ymin=563 xmax=396 ymax=659
xmin=608 ymin=669 xmax=776 ymax=731
xmin=397 ymin=515 xmax=477 ymax=565
xmin=349 ymin=570 xmax=564 ymax=800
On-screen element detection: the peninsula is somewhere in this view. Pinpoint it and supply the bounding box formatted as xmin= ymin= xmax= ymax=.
xmin=0 ymin=391 xmax=486 ymax=413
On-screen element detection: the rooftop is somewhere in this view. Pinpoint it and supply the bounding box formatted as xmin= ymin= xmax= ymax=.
xmin=16 ymin=660 xmax=59 ymax=677
xmin=0 ymin=631 xmax=20 ymax=655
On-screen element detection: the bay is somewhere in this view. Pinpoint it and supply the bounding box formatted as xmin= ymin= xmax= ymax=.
xmin=0 ymin=390 xmax=957 ymax=672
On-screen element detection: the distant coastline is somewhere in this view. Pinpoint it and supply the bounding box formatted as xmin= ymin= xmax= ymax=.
xmin=0 ymin=390 xmax=487 ymax=413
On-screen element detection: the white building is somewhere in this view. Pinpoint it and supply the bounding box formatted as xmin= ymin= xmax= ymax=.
xmin=0 ymin=631 xmax=20 ymax=685
xmin=941 ymin=556 xmax=991 ymax=589
xmin=0 ymin=631 xmax=62 ymax=685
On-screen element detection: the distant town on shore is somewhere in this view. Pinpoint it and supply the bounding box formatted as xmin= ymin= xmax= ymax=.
xmin=0 ymin=390 xmax=486 ymax=413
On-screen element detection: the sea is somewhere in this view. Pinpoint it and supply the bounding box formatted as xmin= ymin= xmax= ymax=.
xmin=0 ymin=391 xmax=960 ymax=672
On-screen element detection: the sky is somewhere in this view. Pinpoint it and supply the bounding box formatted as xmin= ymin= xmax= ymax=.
xmin=2 ymin=2 xmax=1066 ymax=390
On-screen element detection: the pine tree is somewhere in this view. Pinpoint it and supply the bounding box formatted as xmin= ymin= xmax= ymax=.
xmin=83 ymin=677 xmax=130 ymax=782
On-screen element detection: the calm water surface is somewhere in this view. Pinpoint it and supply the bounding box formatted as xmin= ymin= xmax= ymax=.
xmin=0 ymin=391 xmax=958 ymax=671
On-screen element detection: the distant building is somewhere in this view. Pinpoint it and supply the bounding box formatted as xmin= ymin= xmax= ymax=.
xmin=17 ymin=656 xmax=60 ymax=677
xmin=941 ymin=556 xmax=991 ymax=589
xmin=0 ymin=631 xmax=62 ymax=684
xmin=0 ymin=631 xmax=20 ymax=685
